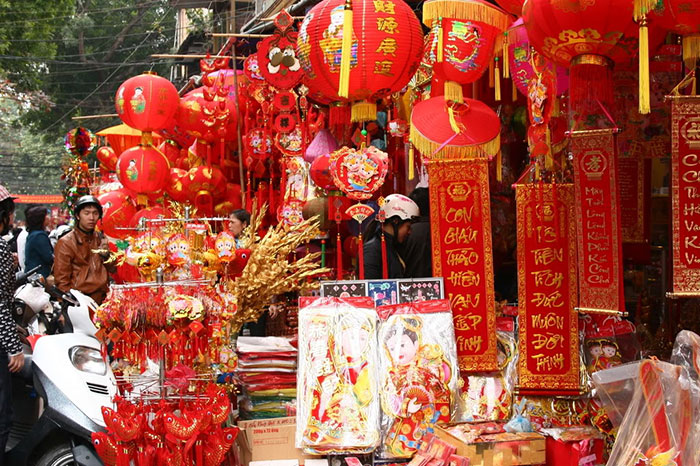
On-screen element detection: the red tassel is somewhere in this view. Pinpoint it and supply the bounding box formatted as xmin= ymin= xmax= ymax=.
xmin=358 ymin=232 xmax=365 ymax=280
xmin=570 ymin=55 xmax=614 ymax=118
xmin=195 ymin=440 xmax=204 ymax=466
xmin=381 ymin=231 xmax=388 ymax=279
xmin=245 ymin=172 xmax=253 ymax=212
xmin=336 ymin=225 xmax=343 ymax=280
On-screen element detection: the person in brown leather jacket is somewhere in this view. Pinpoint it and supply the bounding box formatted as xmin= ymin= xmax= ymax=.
xmin=52 ymin=195 xmax=115 ymax=305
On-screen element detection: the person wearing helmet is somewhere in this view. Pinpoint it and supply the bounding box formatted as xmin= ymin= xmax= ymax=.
xmin=401 ymin=187 xmax=432 ymax=278
xmin=363 ymin=194 xmax=419 ymax=279
xmin=52 ymin=195 xmax=114 ymax=305
xmin=0 ymin=184 xmax=23 ymax=462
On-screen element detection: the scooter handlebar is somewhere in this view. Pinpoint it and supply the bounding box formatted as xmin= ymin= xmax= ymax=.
xmin=15 ymin=265 xmax=41 ymax=286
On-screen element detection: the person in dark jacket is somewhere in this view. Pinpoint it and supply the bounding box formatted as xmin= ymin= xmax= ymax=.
xmin=363 ymin=194 xmax=419 ymax=279
xmin=24 ymin=205 xmax=53 ymax=279
xmin=401 ymin=187 xmax=433 ymax=278
xmin=0 ymin=184 xmax=23 ymax=464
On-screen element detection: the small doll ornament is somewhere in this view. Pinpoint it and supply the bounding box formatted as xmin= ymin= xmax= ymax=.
xmin=215 ymin=231 xmax=236 ymax=263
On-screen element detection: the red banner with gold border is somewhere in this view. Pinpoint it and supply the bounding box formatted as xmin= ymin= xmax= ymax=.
xmin=618 ymin=150 xmax=650 ymax=245
xmin=671 ymin=96 xmax=700 ymax=296
xmin=428 ymin=158 xmax=497 ymax=373
xmin=515 ymin=183 xmax=580 ymax=395
xmin=571 ymin=129 xmax=625 ymax=315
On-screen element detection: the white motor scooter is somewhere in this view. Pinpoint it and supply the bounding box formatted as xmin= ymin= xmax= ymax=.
xmin=8 ymin=271 xmax=115 ymax=466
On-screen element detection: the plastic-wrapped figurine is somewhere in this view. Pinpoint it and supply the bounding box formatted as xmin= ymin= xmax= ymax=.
xmin=297 ymin=297 xmax=380 ymax=454
xmin=377 ymin=299 xmax=460 ymax=458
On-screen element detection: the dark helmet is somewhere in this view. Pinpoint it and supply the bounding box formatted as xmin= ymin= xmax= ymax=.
xmin=74 ymin=195 xmax=103 ymax=219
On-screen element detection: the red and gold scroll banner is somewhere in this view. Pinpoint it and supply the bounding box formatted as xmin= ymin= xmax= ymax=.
xmin=515 ymin=183 xmax=580 ymax=395
xmin=671 ymin=96 xmax=700 ymax=296
xmin=618 ymin=150 xmax=650 ymax=245
xmin=571 ymin=129 xmax=625 ymax=315
xmin=428 ymin=158 xmax=497 ymax=373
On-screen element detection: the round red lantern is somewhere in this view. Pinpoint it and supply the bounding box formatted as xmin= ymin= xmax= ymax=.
xmin=116 ymin=145 xmax=170 ymax=198
xmin=98 ymin=189 xmax=138 ymax=239
xmin=166 ymin=168 xmax=189 ymax=202
xmin=181 ymin=166 xmax=227 ymax=215
xmin=157 ymin=139 xmax=183 ymax=164
xmin=650 ymin=1 xmax=700 ymax=68
xmin=130 ymin=206 xmax=171 ymax=228
xmin=423 ymin=0 xmax=511 ymax=102
xmin=297 ymin=0 xmax=424 ymax=122
xmin=523 ymin=0 xmax=637 ymax=115
xmin=96 ymin=146 xmax=118 ymax=171
xmin=115 ymin=72 xmax=179 ymax=132
xmin=310 ymin=153 xmax=337 ymax=191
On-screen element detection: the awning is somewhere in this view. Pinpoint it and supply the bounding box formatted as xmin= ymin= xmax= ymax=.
xmin=13 ymin=194 xmax=63 ymax=204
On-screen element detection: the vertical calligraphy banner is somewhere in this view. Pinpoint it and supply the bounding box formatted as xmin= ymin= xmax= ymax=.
xmin=571 ymin=129 xmax=626 ymax=314
xmin=671 ymin=96 xmax=700 ymax=296
xmin=515 ymin=183 xmax=580 ymax=395
xmin=428 ymin=159 xmax=497 ymax=372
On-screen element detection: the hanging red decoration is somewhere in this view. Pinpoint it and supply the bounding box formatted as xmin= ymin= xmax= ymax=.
xmin=64 ymin=127 xmax=96 ymax=157
xmin=181 ymin=165 xmax=227 ymax=215
xmin=130 ymin=205 xmax=171 ymax=228
xmin=310 ymin=153 xmax=337 ymax=190
xmin=115 ymin=72 xmax=179 ymax=133
xmin=258 ymin=11 xmax=304 ymax=89
xmin=244 ymin=55 xmax=265 ymax=81
xmin=297 ymin=0 xmax=424 ymax=122
xmin=116 ymin=145 xmax=170 ymax=199
xmin=330 ymin=146 xmax=389 ymax=200
xmin=165 ymin=168 xmax=189 ymax=202
xmin=494 ymin=0 xmax=523 ymax=16
xmin=96 ymin=146 xmax=118 ymax=171
xmin=649 ymin=1 xmax=700 ymax=68
xmin=98 ymin=189 xmax=138 ymax=239
xmin=423 ymin=0 xmax=510 ymax=102
xmin=245 ymin=128 xmax=274 ymax=160
xmin=523 ymin=0 xmax=637 ymax=116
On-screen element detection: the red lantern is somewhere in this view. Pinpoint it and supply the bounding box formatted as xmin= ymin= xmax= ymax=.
xmin=166 ymin=168 xmax=189 ymax=202
xmin=297 ymin=0 xmax=424 ymax=121
xmin=181 ymin=166 xmax=227 ymax=215
xmin=130 ymin=206 xmax=172 ymax=228
xmin=523 ymin=0 xmax=637 ymax=115
xmin=650 ymin=1 xmax=700 ymax=68
xmin=330 ymin=146 xmax=389 ymax=200
xmin=176 ymin=88 xmax=220 ymax=143
xmin=98 ymin=189 xmax=138 ymax=239
xmin=116 ymin=145 xmax=170 ymax=198
xmin=310 ymin=153 xmax=337 ymax=191
xmin=115 ymin=72 xmax=179 ymax=132
xmin=495 ymin=0 xmax=523 ymax=15
xmin=215 ymin=183 xmax=243 ymax=216
xmin=96 ymin=146 xmax=118 ymax=171
xmin=423 ymin=0 xmax=511 ymax=102
xmin=157 ymin=139 xmax=182 ymax=164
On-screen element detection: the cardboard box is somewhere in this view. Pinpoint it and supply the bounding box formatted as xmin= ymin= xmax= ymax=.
xmin=434 ymin=425 xmax=546 ymax=466
xmin=237 ymin=417 xmax=319 ymax=465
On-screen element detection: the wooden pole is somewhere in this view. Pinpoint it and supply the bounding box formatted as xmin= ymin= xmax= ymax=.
xmin=209 ymin=32 xmax=272 ymax=38
xmin=71 ymin=113 xmax=119 ymax=120
xmin=151 ymin=53 xmax=247 ymax=59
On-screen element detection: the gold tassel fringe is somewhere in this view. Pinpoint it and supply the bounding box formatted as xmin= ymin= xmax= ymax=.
xmin=436 ymin=19 xmax=444 ymax=63
xmin=494 ymin=58 xmax=501 ymax=101
xmin=502 ymin=32 xmax=509 ymax=78
xmin=639 ymin=17 xmax=650 ymax=114
xmin=633 ymin=0 xmax=657 ymax=20
xmin=496 ymin=151 xmax=502 ymax=182
xmin=351 ymin=100 xmax=377 ymax=122
xmin=409 ymin=123 xmax=500 ymax=160
xmin=423 ymin=0 xmax=510 ymax=31
xmin=338 ymin=0 xmax=353 ymax=99
xmin=408 ymin=144 xmax=415 ymax=180
xmin=488 ymin=60 xmax=494 ymax=88
xmin=683 ymin=35 xmax=700 ymax=70
xmin=444 ymin=80 xmax=463 ymax=103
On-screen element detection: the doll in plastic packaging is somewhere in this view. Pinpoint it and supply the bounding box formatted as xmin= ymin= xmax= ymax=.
xmin=378 ymin=300 xmax=459 ymax=458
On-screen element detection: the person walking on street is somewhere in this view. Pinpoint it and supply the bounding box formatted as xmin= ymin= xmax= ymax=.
xmin=0 ymin=185 xmax=24 ymax=465
xmin=52 ymin=196 xmax=114 ymax=305
xmin=24 ymin=205 xmax=54 ymax=279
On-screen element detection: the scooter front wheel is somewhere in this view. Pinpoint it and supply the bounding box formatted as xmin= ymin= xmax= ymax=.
xmin=33 ymin=443 xmax=77 ymax=466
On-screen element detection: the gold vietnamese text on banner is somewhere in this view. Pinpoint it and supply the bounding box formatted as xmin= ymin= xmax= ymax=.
xmin=571 ymin=129 xmax=626 ymax=315
xmin=671 ymin=96 xmax=700 ymax=296
xmin=428 ymin=158 xmax=497 ymax=373
xmin=515 ymin=183 xmax=581 ymax=395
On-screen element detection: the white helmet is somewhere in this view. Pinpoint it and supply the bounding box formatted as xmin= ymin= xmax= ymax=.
xmin=380 ymin=194 xmax=419 ymax=221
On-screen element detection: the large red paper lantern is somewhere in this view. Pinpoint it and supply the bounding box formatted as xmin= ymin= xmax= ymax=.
xmin=523 ymin=0 xmax=637 ymax=115
xmin=310 ymin=153 xmax=337 ymax=191
xmin=130 ymin=206 xmax=171 ymax=228
xmin=297 ymin=0 xmax=423 ymax=121
xmin=423 ymin=0 xmax=511 ymax=101
xmin=181 ymin=165 xmax=227 ymax=215
xmin=98 ymin=189 xmax=138 ymax=239
xmin=165 ymin=168 xmax=189 ymax=202
xmin=115 ymin=72 xmax=179 ymax=132
xmin=116 ymin=145 xmax=170 ymax=198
